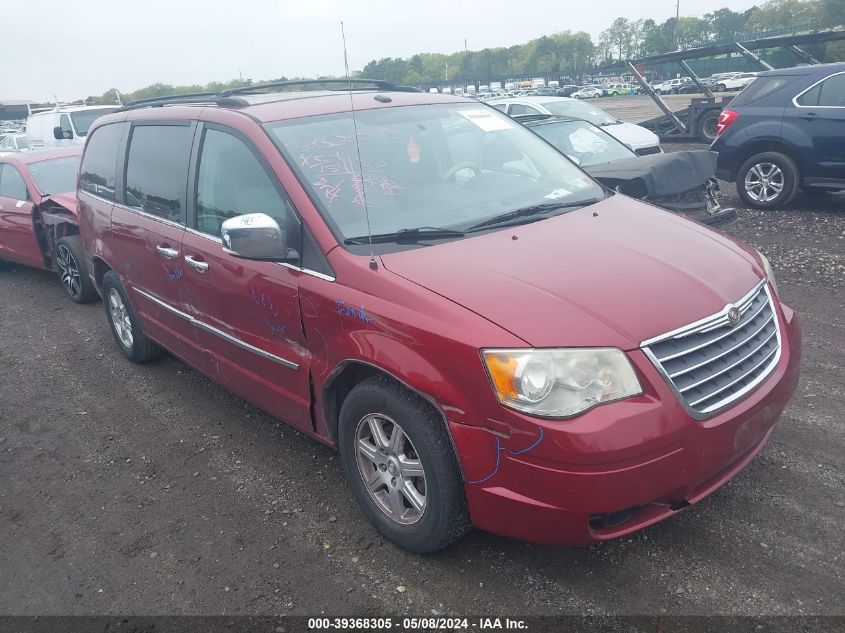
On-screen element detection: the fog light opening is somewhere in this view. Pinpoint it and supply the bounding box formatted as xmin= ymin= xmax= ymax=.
xmin=589 ymin=507 xmax=638 ymax=529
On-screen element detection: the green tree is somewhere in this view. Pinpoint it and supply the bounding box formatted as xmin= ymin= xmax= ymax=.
xmin=640 ymin=19 xmax=669 ymax=56
xmin=705 ymin=7 xmax=752 ymax=41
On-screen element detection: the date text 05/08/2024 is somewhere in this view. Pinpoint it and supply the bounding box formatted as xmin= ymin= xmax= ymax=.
xmin=307 ymin=616 xmax=528 ymax=630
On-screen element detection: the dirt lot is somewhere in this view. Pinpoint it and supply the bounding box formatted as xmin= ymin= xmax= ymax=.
xmin=0 ymin=144 xmax=843 ymax=619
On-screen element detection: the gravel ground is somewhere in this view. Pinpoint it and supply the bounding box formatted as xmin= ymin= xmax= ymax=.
xmin=0 ymin=143 xmax=843 ymax=620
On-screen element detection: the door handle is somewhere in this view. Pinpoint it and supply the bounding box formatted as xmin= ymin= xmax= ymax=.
xmin=184 ymin=255 xmax=209 ymax=272
xmin=799 ymin=111 xmax=819 ymax=121
xmin=156 ymin=245 xmax=179 ymax=259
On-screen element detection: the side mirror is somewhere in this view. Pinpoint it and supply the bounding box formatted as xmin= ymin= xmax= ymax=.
xmin=220 ymin=213 xmax=296 ymax=262
xmin=53 ymin=126 xmax=72 ymax=140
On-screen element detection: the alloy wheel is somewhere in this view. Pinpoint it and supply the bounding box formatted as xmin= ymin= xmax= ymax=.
xmin=108 ymin=288 xmax=134 ymax=349
xmin=56 ymin=245 xmax=81 ymax=298
xmin=744 ymin=162 xmax=785 ymax=203
xmin=354 ymin=413 xmax=427 ymax=525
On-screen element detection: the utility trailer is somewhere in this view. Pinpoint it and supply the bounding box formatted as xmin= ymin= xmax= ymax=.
xmin=620 ymin=27 xmax=845 ymax=142
xmin=635 ymin=91 xmax=734 ymax=142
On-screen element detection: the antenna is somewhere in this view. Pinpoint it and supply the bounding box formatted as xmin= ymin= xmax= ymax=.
xmin=341 ymin=21 xmax=378 ymax=271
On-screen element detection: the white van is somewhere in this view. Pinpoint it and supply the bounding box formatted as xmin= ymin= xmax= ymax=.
xmin=26 ymin=105 xmax=119 ymax=148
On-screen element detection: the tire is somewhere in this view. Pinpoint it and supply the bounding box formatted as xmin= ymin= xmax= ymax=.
xmin=102 ymin=270 xmax=163 ymax=363
xmin=717 ymin=84 xmax=727 ymax=92
xmin=736 ymin=152 xmax=799 ymax=210
xmin=338 ymin=375 xmax=470 ymax=553
xmin=55 ymin=235 xmax=97 ymax=303
xmin=697 ymin=110 xmax=720 ymax=141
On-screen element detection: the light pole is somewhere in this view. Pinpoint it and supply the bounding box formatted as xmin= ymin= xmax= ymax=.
xmin=674 ymin=0 xmax=681 ymax=50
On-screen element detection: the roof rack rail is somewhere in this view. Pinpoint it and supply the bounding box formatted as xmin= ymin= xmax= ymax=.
xmin=117 ymin=78 xmax=421 ymax=112
xmin=218 ymin=78 xmax=420 ymax=97
xmin=118 ymin=92 xmax=250 ymax=112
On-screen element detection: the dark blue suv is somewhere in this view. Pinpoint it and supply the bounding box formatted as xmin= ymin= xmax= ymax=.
xmin=711 ymin=62 xmax=845 ymax=209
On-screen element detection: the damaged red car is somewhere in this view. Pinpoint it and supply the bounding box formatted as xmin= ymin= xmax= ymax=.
xmin=78 ymin=81 xmax=801 ymax=553
xmin=0 ymin=147 xmax=97 ymax=302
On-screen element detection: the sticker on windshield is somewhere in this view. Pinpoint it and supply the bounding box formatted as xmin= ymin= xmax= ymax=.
xmin=457 ymin=109 xmax=513 ymax=132
xmin=545 ymin=188 xmax=572 ymax=200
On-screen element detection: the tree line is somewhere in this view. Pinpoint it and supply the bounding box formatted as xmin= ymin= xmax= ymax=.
xmin=361 ymin=0 xmax=843 ymax=83
xmin=84 ymin=0 xmax=843 ymax=105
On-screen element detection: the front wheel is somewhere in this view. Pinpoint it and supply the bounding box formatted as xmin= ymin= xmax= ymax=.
xmin=736 ymin=152 xmax=799 ymax=210
xmin=55 ymin=235 xmax=97 ymax=303
xmin=717 ymin=83 xmax=727 ymax=92
xmin=338 ymin=376 xmax=470 ymax=553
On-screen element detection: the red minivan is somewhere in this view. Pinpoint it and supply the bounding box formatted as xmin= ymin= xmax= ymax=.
xmin=78 ymin=81 xmax=801 ymax=553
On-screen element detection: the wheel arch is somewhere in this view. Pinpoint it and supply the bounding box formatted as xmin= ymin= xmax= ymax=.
xmin=734 ymin=139 xmax=802 ymax=183
xmin=320 ymin=359 xmax=467 ymax=482
xmin=92 ymin=256 xmax=112 ymax=289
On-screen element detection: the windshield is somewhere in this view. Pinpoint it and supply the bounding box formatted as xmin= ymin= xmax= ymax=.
xmin=539 ymin=100 xmax=616 ymax=125
xmin=268 ymin=103 xmax=603 ymax=249
xmin=69 ymin=108 xmax=118 ymax=137
xmin=531 ymin=120 xmax=635 ymax=167
xmin=29 ymin=156 xmax=81 ymax=194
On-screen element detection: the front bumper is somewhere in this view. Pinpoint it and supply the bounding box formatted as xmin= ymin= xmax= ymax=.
xmin=450 ymin=301 xmax=801 ymax=546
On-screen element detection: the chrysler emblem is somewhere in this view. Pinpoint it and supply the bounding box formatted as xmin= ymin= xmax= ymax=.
xmin=727 ymin=305 xmax=741 ymax=326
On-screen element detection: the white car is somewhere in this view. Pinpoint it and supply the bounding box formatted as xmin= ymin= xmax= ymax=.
xmin=571 ymin=86 xmax=604 ymax=99
xmin=488 ymin=96 xmax=662 ymax=155
xmin=653 ymin=78 xmax=689 ymax=94
xmin=0 ymin=132 xmax=28 ymax=151
xmin=720 ymin=72 xmax=759 ymax=91
xmin=25 ymin=105 xmax=119 ymax=148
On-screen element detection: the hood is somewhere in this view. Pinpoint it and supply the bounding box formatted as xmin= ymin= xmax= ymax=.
xmin=41 ymin=192 xmax=78 ymax=216
xmin=585 ymin=151 xmax=716 ymax=198
xmin=380 ymin=195 xmax=763 ymax=350
xmin=602 ymin=122 xmax=660 ymax=151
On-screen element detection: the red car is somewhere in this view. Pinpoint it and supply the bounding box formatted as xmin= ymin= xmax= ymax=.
xmin=0 ymin=147 xmax=97 ymax=302
xmin=78 ymin=81 xmax=801 ymax=553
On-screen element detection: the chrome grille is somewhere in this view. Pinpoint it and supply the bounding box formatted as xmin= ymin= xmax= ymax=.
xmin=641 ymin=282 xmax=781 ymax=417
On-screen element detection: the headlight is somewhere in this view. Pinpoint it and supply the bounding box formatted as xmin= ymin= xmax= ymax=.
xmin=482 ymin=348 xmax=642 ymax=418
xmin=757 ymin=250 xmax=779 ymax=295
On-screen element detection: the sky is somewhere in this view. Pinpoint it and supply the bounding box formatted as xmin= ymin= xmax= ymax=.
xmin=1 ymin=0 xmax=761 ymax=102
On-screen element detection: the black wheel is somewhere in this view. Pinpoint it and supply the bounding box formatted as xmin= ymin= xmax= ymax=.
xmin=736 ymin=152 xmax=799 ymax=210
xmin=338 ymin=375 xmax=470 ymax=553
xmin=102 ymin=270 xmax=163 ymax=363
xmin=697 ymin=110 xmax=720 ymax=141
xmin=55 ymin=235 xmax=97 ymax=303
xmin=717 ymin=83 xmax=727 ymax=92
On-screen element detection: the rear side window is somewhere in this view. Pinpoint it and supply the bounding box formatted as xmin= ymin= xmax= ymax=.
xmin=730 ymin=76 xmax=801 ymax=107
xmin=124 ymin=124 xmax=192 ymax=223
xmin=799 ymin=73 xmax=845 ymax=107
xmin=80 ymin=123 xmax=123 ymax=200
xmin=0 ymin=165 xmax=28 ymax=200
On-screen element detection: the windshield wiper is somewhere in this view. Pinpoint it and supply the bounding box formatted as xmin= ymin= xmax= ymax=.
xmin=344 ymin=226 xmax=465 ymax=245
xmin=465 ymin=201 xmax=592 ymax=232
